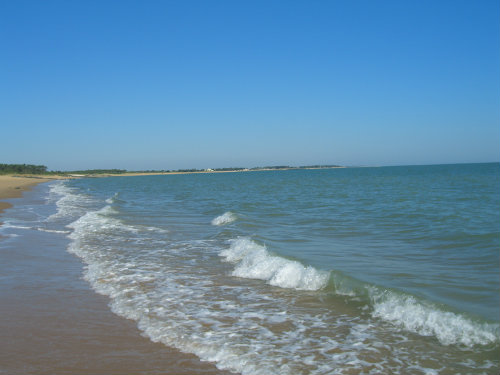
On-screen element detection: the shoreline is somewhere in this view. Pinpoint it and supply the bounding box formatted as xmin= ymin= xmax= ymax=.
xmin=0 ymin=176 xmax=230 ymax=374
xmin=0 ymin=175 xmax=57 ymax=216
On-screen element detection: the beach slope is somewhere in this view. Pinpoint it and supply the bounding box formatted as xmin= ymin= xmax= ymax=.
xmin=0 ymin=175 xmax=52 ymax=214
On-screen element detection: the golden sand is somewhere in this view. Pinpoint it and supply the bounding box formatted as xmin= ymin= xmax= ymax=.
xmin=0 ymin=175 xmax=54 ymax=214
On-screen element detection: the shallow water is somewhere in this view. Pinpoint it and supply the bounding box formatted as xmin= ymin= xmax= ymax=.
xmin=0 ymin=184 xmax=229 ymax=375
xmin=2 ymin=163 xmax=498 ymax=374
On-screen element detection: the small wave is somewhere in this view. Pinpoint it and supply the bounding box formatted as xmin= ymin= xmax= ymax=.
xmin=330 ymin=273 xmax=500 ymax=348
xmin=0 ymin=223 xmax=33 ymax=230
xmin=36 ymin=228 xmax=71 ymax=234
xmin=142 ymin=225 xmax=169 ymax=234
xmin=105 ymin=192 xmax=122 ymax=205
xmin=211 ymin=211 xmax=237 ymax=226
xmin=67 ymin=205 xmax=139 ymax=254
xmin=2 ymin=223 xmax=69 ymax=235
xmin=370 ymin=289 xmax=500 ymax=347
xmin=46 ymin=182 xmax=94 ymax=222
xmin=220 ymin=237 xmax=330 ymax=291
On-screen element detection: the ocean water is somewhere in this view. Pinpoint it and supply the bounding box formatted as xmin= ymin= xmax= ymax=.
xmin=3 ymin=163 xmax=499 ymax=374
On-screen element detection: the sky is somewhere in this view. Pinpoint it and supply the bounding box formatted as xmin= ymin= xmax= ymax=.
xmin=1 ymin=0 xmax=499 ymax=171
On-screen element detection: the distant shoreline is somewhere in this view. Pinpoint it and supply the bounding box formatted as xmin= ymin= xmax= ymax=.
xmin=95 ymin=165 xmax=346 ymax=178
xmin=6 ymin=162 xmax=497 ymax=181
xmin=0 ymin=167 xmax=345 ymax=215
xmin=0 ymin=163 xmax=345 ymax=180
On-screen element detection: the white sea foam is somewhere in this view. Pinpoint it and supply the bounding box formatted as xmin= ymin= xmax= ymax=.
xmin=220 ymin=237 xmax=329 ymax=291
xmin=36 ymin=228 xmax=71 ymax=234
xmin=67 ymin=205 xmax=138 ymax=247
xmin=47 ymin=182 xmax=94 ymax=222
xmin=211 ymin=211 xmax=237 ymax=226
xmin=1 ymin=223 xmax=33 ymax=230
xmin=0 ymin=222 xmax=69 ymax=235
xmin=371 ymin=289 xmax=500 ymax=347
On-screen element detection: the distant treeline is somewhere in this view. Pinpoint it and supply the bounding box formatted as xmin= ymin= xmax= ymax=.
xmin=0 ymin=164 xmax=127 ymax=175
xmin=0 ymin=163 xmax=48 ymax=175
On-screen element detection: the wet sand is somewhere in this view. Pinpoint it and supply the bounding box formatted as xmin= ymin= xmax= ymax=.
xmin=0 ymin=175 xmax=52 ymax=215
xmin=0 ymin=182 xmax=230 ymax=375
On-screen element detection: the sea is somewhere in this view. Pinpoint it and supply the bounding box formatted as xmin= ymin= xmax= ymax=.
xmin=1 ymin=163 xmax=499 ymax=375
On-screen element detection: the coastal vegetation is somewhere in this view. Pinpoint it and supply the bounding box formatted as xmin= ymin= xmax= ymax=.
xmin=0 ymin=164 xmax=128 ymax=176
xmin=0 ymin=164 xmax=48 ymax=175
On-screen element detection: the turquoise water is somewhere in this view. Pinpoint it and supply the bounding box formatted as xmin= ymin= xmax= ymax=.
xmin=4 ymin=163 xmax=499 ymax=374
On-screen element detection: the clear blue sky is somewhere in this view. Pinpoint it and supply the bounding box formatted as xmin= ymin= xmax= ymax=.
xmin=1 ymin=0 xmax=499 ymax=171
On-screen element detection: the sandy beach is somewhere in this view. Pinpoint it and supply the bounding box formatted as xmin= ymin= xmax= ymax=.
xmin=0 ymin=177 xmax=230 ymax=375
xmin=0 ymin=175 xmax=53 ymax=214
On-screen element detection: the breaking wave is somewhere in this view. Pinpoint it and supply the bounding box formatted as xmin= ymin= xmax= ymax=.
xmin=219 ymin=237 xmax=499 ymax=347
xmin=370 ymin=289 xmax=500 ymax=347
xmin=211 ymin=211 xmax=237 ymax=226
xmin=220 ymin=237 xmax=329 ymax=291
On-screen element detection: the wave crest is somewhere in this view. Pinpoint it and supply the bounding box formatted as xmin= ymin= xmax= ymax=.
xmin=211 ymin=212 xmax=237 ymax=226
xmin=371 ymin=289 xmax=500 ymax=347
xmin=220 ymin=237 xmax=329 ymax=291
